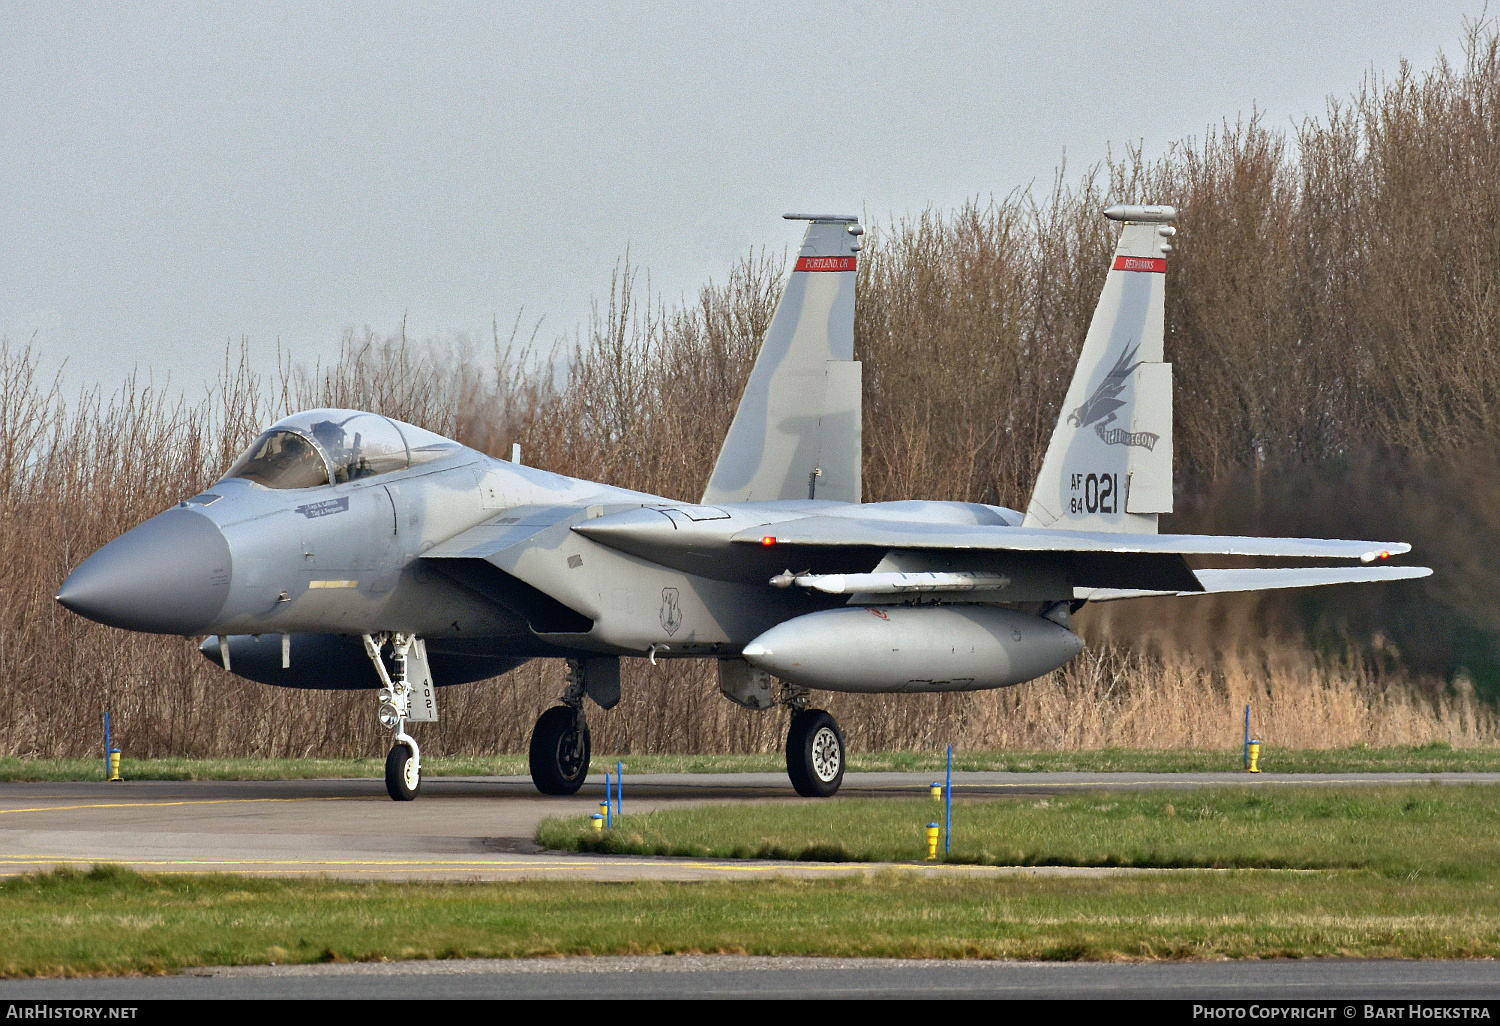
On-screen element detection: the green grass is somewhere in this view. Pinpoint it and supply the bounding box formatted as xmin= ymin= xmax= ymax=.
xmin=3 ymin=860 xmax=1499 ymax=976
xmin=541 ymin=784 xmax=1500 ymax=877
xmin=4 ymin=742 xmax=1497 ymax=782
xmin=4 ymin=784 xmax=1499 ymax=975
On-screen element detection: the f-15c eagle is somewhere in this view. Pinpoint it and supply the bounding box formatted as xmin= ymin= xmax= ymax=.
xmin=57 ymin=205 xmax=1429 ymax=800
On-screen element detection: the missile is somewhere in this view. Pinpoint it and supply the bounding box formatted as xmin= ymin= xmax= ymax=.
xmin=768 ymin=570 xmax=1013 ymax=594
xmin=740 ymin=605 xmax=1083 ymax=693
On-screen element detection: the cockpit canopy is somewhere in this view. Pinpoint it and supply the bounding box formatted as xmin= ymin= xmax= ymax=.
xmin=222 ymin=409 xmax=462 ymax=489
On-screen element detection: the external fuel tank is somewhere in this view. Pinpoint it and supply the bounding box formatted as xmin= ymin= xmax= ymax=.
xmin=740 ymin=605 xmax=1083 ymax=693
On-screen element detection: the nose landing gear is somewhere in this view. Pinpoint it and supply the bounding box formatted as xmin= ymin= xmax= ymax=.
xmin=362 ymin=633 xmax=436 ymax=801
xmin=384 ymin=740 xmax=420 ymax=801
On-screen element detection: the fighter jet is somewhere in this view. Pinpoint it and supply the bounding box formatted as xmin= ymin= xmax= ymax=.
xmin=56 ymin=205 xmax=1430 ymax=801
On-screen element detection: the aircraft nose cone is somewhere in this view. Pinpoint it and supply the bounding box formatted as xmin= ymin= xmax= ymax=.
xmin=56 ymin=507 xmax=232 ymax=634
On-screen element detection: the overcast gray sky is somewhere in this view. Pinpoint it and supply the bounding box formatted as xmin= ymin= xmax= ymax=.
xmin=1 ymin=2 xmax=1479 ymax=398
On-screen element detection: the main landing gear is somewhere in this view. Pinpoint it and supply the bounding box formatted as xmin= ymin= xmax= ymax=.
xmin=781 ymin=685 xmax=845 ymax=798
xmin=720 ymin=662 xmax=846 ymax=797
xmin=528 ymin=658 xmax=603 ymax=795
xmin=529 ymin=705 xmax=591 ymax=795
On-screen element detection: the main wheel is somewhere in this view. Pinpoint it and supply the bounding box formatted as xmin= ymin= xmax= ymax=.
xmin=786 ymin=709 xmax=844 ymax=798
xmin=529 ymin=706 xmax=592 ymax=795
xmin=385 ymin=743 xmax=419 ymax=801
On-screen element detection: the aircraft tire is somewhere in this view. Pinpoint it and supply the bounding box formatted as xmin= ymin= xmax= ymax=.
xmin=529 ymin=706 xmax=591 ymax=795
xmin=786 ymin=709 xmax=844 ymax=798
xmin=385 ymin=743 xmax=419 ymax=801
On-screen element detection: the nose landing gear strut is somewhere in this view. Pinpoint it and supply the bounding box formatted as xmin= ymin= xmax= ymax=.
xmin=362 ymin=633 xmax=437 ymax=801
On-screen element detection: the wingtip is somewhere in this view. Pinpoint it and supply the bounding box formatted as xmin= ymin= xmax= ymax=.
xmin=1360 ymin=542 xmax=1413 ymax=564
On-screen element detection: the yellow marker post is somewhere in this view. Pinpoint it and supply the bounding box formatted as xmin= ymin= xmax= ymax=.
xmin=1248 ymin=740 xmax=1262 ymax=773
xmin=107 ymin=750 xmax=123 ymax=782
xmin=930 ymin=782 xmax=942 ymax=801
xmin=926 ymin=823 xmax=940 ymax=860
xmin=591 ymin=813 xmax=604 ymax=832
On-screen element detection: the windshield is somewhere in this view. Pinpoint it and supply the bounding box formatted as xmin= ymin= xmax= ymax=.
xmin=222 ymin=409 xmax=461 ymax=489
xmin=223 ymin=429 xmax=331 ymax=488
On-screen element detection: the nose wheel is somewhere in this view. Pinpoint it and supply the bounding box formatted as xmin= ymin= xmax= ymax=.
xmin=786 ymin=708 xmax=845 ymax=797
xmin=385 ymin=741 xmax=419 ymax=801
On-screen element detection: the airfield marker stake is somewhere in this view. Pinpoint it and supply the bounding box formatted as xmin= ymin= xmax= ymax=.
xmin=945 ymin=746 xmax=953 ymax=855
xmin=1248 ymin=740 xmax=1262 ymax=773
xmin=591 ymin=814 xmax=603 ymax=833
xmin=616 ymin=760 xmax=623 ymax=817
xmin=926 ymin=823 xmax=940 ymax=860
xmin=104 ymin=712 xmax=122 ymax=782
xmin=930 ymin=781 xmax=942 ymax=801
xmin=1245 ymin=705 xmax=1251 ymax=769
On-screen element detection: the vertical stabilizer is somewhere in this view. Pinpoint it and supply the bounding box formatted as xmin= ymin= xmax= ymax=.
xmin=700 ymin=215 xmax=863 ymax=505
xmin=1023 ymin=205 xmax=1177 ymax=533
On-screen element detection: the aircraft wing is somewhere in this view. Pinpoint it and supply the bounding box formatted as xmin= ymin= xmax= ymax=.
xmin=1075 ymin=565 xmax=1432 ymax=603
xmin=734 ymin=517 xmax=1410 ymax=562
xmin=733 ymin=517 xmax=1421 ymax=595
xmin=571 ymin=505 xmax=1425 ymax=596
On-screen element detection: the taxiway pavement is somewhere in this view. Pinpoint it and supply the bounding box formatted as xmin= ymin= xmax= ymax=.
xmin=2 ymin=770 xmax=1497 ymax=881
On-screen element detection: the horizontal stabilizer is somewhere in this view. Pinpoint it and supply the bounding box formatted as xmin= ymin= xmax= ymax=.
xmin=1076 ymin=564 xmax=1432 ymax=602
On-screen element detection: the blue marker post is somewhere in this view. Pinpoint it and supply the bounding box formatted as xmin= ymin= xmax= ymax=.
xmin=604 ymin=773 xmax=612 ymax=829
xmin=1244 ymin=705 xmax=1251 ymax=769
xmin=104 ymin=712 xmax=122 ymax=782
xmin=945 ymin=744 xmax=953 ymax=855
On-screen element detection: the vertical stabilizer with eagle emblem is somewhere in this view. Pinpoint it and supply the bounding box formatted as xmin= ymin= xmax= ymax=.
xmin=1023 ymin=204 xmax=1178 ymax=533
